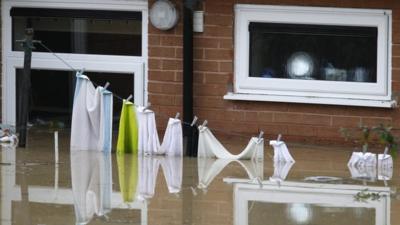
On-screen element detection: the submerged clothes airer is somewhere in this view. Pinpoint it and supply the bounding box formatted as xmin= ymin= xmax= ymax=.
xmin=197 ymin=122 xmax=264 ymax=160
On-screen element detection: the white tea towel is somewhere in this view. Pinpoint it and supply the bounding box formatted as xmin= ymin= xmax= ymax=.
xmin=70 ymin=73 xmax=113 ymax=152
xmin=378 ymin=155 xmax=393 ymax=181
xmin=71 ymin=150 xmax=112 ymax=224
xmin=137 ymin=107 xmax=161 ymax=155
xmin=197 ymin=126 xmax=264 ymax=160
xmin=347 ymin=152 xmax=377 ymax=167
xmin=269 ymin=140 xmax=295 ymax=162
xmin=160 ymin=118 xmax=183 ymax=156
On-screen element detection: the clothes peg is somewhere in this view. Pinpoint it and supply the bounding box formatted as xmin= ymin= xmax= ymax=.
xmin=191 ymin=116 xmax=198 ymax=126
xmin=202 ymin=120 xmax=208 ymax=127
xmin=277 ymin=134 xmax=282 ymax=142
xmin=103 ymin=82 xmax=110 ymax=90
xmin=175 ymin=112 xmax=180 ymax=119
xmin=258 ymin=131 xmax=264 ymax=140
xmin=78 ymin=68 xmax=85 ymax=74
xmin=144 ymin=102 xmax=151 ymax=110
xmin=126 ymin=94 xmax=133 ymax=102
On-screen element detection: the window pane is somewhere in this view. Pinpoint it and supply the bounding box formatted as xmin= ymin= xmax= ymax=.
xmin=249 ymin=22 xmax=377 ymax=83
xmin=16 ymin=69 xmax=134 ymax=127
xmin=12 ymin=8 xmax=142 ymax=56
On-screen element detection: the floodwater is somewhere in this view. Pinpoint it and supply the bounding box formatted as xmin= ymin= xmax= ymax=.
xmin=1 ymin=129 xmax=399 ymax=225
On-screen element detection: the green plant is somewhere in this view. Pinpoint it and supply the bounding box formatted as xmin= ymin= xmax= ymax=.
xmin=340 ymin=124 xmax=398 ymax=157
xmin=373 ymin=124 xmax=398 ymax=158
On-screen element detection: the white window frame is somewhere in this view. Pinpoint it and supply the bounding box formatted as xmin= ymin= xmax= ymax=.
xmin=2 ymin=0 xmax=148 ymax=126
xmin=225 ymin=4 xmax=396 ymax=108
xmin=224 ymin=179 xmax=390 ymax=225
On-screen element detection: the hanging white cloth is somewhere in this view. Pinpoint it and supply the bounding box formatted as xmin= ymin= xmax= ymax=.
xmin=137 ymin=156 xmax=183 ymax=201
xmin=70 ymin=73 xmax=113 ymax=152
xmin=160 ymin=118 xmax=183 ymax=156
xmin=71 ymin=150 xmax=112 ymax=224
xmin=269 ymin=161 xmax=295 ymax=182
xmin=347 ymin=152 xmax=377 ymax=167
xmin=269 ymin=140 xmax=295 ymax=162
xmin=197 ymin=126 xmax=264 ymax=160
xmin=136 ymin=107 xmax=161 ymax=155
xmin=197 ymin=157 xmax=263 ymax=189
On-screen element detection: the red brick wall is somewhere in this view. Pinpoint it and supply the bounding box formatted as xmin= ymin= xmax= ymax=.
xmin=148 ymin=0 xmax=400 ymax=144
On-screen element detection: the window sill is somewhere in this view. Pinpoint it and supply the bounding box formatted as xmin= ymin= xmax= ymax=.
xmin=223 ymin=92 xmax=397 ymax=108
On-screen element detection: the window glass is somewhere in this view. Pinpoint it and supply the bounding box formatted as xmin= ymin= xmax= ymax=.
xmin=16 ymin=69 xmax=134 ymax=127
xmin=249 ymin=22 xmax=377 ymax=83
xmin=12 ymin=8 xmax=142 ymax=56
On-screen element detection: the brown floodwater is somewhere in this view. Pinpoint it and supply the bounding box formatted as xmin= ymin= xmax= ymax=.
xmin=1 ymin=129 xmax=399 ymax=225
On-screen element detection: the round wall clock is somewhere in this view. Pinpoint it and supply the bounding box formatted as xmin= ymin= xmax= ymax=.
xmin=149 ymin=0 xmax=179 ymax=30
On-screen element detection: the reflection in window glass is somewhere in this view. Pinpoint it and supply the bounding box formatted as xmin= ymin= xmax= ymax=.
xmin=12 ymin=8 xmax=142 ymax=56
xmin=249 ymin=22 xmax=377 ymax=83
xmin=16 ymin=69 xmax=134 ymax=127
xmin=248 ymin=201 xmax=375 ymax=225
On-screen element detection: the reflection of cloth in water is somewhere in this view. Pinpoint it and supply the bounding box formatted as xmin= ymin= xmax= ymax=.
xmin=117 ymin=153 xmax=138 ymax=202
xmin=138 ymin=156 xmax=182 ymax=200
xmin=378 ymin=154 xmax=393 ymax=180
xmin=269 ymin=140 xmax=295 ymax=162
xmin=117 ymin=100 xmax=138 ymax=154
xmin=137 ymin=107 xmax=160 ymax=155
xmin=71 ymin=150 xmax=112 ymax=224
xmin=197 ymin=157 xmax=263 ymax=189
xmin=197 ymin=126 xmax=264 ymax=160
xmin=348 ymin=164 xmax=377 ymax=182
xmin=269 ymin=161 xmax=295 ymax=182
xmin=70 ymin=73 xmax=113 ymax=152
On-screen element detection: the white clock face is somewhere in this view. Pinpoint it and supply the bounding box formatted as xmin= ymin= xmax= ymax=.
xmin=150 ymin=0 xmax=179 ymax=30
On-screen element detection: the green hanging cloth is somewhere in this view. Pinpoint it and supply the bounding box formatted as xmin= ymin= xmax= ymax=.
xmin=117 ymin=153 xmax=138 ymax=202
xmin=117 ymin=100 xmax=138 ymax=154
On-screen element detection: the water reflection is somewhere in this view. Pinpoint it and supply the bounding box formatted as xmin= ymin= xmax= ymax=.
xmin=71 ymin=150 xmax=112 ymax=224
xmin=226 ymin=179 xmax=391 ymax=225
xmin=197 ymin=158 xmax=263 ymax=190
xmin=137 ymin=156 xmax=182 ymax=201
xmin=117 ymin=153 xmax=138 ymax=203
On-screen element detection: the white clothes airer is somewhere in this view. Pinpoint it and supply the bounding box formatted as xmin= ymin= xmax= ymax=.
xmin=197 ymin=123 xmax=264 ymax=160
xmin=136 ymin=107 xmax=183 ymax=156
xmin=137 ymin=156 xmax=183 ymax=201
xmin=269 ymin=135 xmax=295 ymax=162
xmin=71 ymin=150 xmax=112 ymax=224
xmin=70 ymin=73 xmax=113 ymax=152
xmin=197 ymin=157 xmax=263 ymax=190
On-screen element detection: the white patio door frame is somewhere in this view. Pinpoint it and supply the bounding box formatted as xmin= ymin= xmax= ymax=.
xmin=1 ymin=0 xmax=148 ymax=126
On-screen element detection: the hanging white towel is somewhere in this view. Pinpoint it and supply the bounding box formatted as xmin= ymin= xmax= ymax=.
xmin=347 ymin=152 xmax=377 ymax=167
xmin=136 ymin=107 xmax=161 ymax=155
xmin=269 ymin=161 xmax=295 ymax=182
xmin=378 ymin=155 xmax=393 ymax=181
xmin=71 ymin=150 xmax=112 ymax=224
xmin=160 ymin=118 xmax=183 ymax=156
xmin=70 ymin=73 xmax=113 ymax=152
xmin=197 ymin=157 xmax=263 ymax=189
xmin=269 ymin=140 xmax=295 ymax=162
xmin=137 ymin=156 xmax=182 ymax=201
xmin=197 ymin=126 xmax=264 ymax=160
